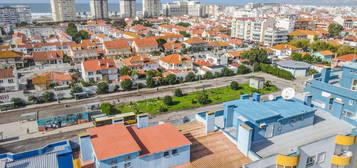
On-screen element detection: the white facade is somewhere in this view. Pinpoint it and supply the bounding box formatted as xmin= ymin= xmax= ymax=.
xmin=0 ymin=69 xmax=19 ymax=92
xmin=163 ymin=0 xmax=203 ymax=17
xmin=13 ymin=5 xmax=32 ymax=23
xmin=50 ymin=0 xmax=76 ymax=22
xmin=263 ymin=28 xmax=289 ymax=47
xmin=276 ymin=17 xmax=296 ymax=33
xmin=142 ymin=0 xmax=161 ymax=18
xmin=0 ymin=6 xmax=19 ymax=26
xmin=90 ymin=0 xmax=109 ymax=19
xmin=120 ymin=0 xmax=136 ymax=18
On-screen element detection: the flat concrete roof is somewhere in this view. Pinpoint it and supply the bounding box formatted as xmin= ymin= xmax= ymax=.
xmin=251 ymin=109 xmax=354 ymax=158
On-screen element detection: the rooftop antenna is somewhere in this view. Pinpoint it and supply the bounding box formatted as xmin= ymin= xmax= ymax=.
xmin=281 ymin=87 xmax=295 ymax=100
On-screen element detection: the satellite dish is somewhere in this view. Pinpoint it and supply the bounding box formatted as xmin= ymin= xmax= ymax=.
xmin=268 ymin=94 xmax=275 ymax=101
xmin=281 ymin=88 xmax=295 ymax=100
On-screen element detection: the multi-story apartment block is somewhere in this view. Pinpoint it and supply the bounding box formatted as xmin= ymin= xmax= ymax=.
xmin=143 ymin=0 xmax=161 ymax=18
xmin=90 ymin=0 xmax=109 ymax=19
xmin=334 ymin=16 xmax=356 ymax=29
xmin=81 ymin=59 xmax=118 ymax=83
xmin=0 ymin=68 xmax=19 ymax=92
xmin=263 ymin=28 xmax=289 ymax=47
xmin=50 ymin=0 xmax=76 ymax=22
xmin=13 ymin=5 xmax=32 ymax=23
xmin=120 ymin=0 xmax=136 ymax=18
xmin=305 ymin=61 xmax=357 ymax=126
xmin=163 ymin=0 xmax=203 ymax=17
xmin=0 ymin=6 xmax=19 ymax=26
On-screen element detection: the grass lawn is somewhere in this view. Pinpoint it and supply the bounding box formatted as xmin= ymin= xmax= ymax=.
xmin=114 ymin=83 xmax=278 ymax=115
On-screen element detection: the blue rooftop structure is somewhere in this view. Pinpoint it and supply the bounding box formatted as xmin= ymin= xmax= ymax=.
xmin=304 ymin=60 xmax=357 ymax=125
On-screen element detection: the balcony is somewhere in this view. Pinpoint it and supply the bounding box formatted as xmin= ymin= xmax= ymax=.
xmin=276 ymin=154 xmax=299 ymax=167
xmin=331 ymin=151 xmax=352 ymax=166
xmin=336 ymin=135 xmax=356 ymax=146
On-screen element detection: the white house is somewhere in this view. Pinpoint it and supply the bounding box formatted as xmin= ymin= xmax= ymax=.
xmin=159 ymin=54 xmax=193 ymax=71
xmin=0 ymin=68 xmax=19 ymax=92
xmin=81 ymin=59 xmax=118 ymax=83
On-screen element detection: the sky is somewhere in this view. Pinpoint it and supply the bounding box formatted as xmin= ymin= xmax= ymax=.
xmin=1 ymin=0 xmax=357 ymax=6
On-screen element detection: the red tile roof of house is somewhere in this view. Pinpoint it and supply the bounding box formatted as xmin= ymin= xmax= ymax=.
xmin=184 ymin=37 xmax=206 ymax=45
xmin=0 ymin=68 xmax=14 ymax=79
xmin=82 ymin=59 xmax=117 ymax=72
xmin=227 ymin=51 xmax=243 ymax=58
xmin=104 ymin=40 xmax=130 ymax=49
xmin=319 ymin=50 xmax=334 ymax=56
xmin=32 ymin=72 xmax=72 ymax=85
xmin=334 ymin=54 xmax=357 ymax=62
xmin=0 ymin=50 xmax=22 ymax=59
xmin=272 ymin=44 xmax=300 ymax=51
xmin=88 ymin=124 xmax=141 ymax=160
xmin=128 ymin=123 xmax=191 ymax=155
xmin=122 ymin=55 xmax=156 ymax=67
xmin=160 ymin=54 xmax=192 ymax=64
xmin=163 ymin=41 xmax=182 ymax=50
xmin=193 ymin=60 xmax=215 ymax=67
xmin=32 ymin=51 xmax=64 ymax=62
xmin=119 ymin=75 xmax=131 ymax=81
xmin=133 ymin=38 xmax=158 ymax=48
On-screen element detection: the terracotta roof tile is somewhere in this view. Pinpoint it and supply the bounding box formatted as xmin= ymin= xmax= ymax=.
xmin=82 ymin=59 xmax=117 ymax=72
xmin=133 ymin=38 xmax=158 ymax=48
xmin=334 ymin=54 xmax=357 ymax=62
xmin=0 ymin=51 xmax=22 ymax=59
xmin=104 ymin=40 xmax=130 ymax=49
xmin=0 ymin=68 xmax=14 ymax=79
xmin=32 ymin=72 xmax=72 ymax=85
xmin=32 ymin=51 xmax=64 ymax=62
xmin=184 ymin=37 xmax=206 ymax=45
xmin=160 ymin=54 xmax=192 ymax=64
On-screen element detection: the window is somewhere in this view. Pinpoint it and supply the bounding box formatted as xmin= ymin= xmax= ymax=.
xmin=352 ymin=79 xmax=357 ymax=91
xmin=111 ymin=166 xmax=118 ymax=168
xmin=172 ymin=149 xmax=178 ymax=155
xmin=0 ymin=80 xmax=3 ymax=83
xmin=124 ymin=162 xmax=131 ymax=168
xmin=349 ymin=100 xmax=355 ymax=106
xmin=8 ymin=79 xmax=14 ymax=83
xmin=306 ymin=155 xmax=315 ymax=167
xmin=110 ymin=159 xmax=117 ymax=165
xmin=124 ymin=155 xmax=131 ymax=160
xmin=163 ymin=151 xmax=170 ymax=157
xmin=317 ymin=152 xmax=325 ymax=164
xmin=342 ymin=111 xmax=353 ymax=118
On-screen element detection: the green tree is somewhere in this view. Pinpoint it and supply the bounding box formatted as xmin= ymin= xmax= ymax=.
xmin=70 ymin=85 xmax=83 ymax=96
xmin=165 ymin=74 xmax=177 ymax=85
xmin=11 ymin=98 xmax=25 ymax=107
xmin=241 ymin=47 xmax=268 ymax=64
xmin=97 ymin=82 xmax=109 ymax=94
xmin=179 ymin=31 xmax=191 ymax=38
xmin=28 ymin=95 xmax=39 ymax=104
xmin=203 ymin=71 xmax=214 ymax=79
xmin=41 ymin=92 xmax=55 ymax=102
xmin=221 ymin=67 xmax=235 ymax=76
xmin=101 ymin=103 xmax=115 ymax=115
xmin=185 ymin=72 xmax=196 ymax=82
xmin=156 ymin=38 xmax=167 ymax=49
xmin=336 ymin=46 xmax=355 ymax=56
xmin=237 ymin=65 xmax=251 ymax=74
xmin=197 ymin=92 xmax=210 ymax=105
xmin=307 ymin=69 xmax=319 ymax=76
xmin=121 ymin=79 xmax=133 ymax=91
xmin=63 ymin=54 xmax=71 ymax=63
xmin=119 ymin=66 xmax=131 ymax=76
xmin=288 ymin=39 xmax=310 ymax=51
xmin=328 ymin=23 xmax=344 ymax=37
xmin=174 ymin=88 xmax=183 ymax=97
xmin=66 ymin=23 xmax=78 ymax=36
xmin=176 ymin=22 xmax=191 ymax=27
xmin=163 ymin=96 xmax=173 ymax=105
xmin=253 ymin=62 xmax=261 ymax=72
xmin=112 ymin=19 xmax=127 ymax=30
xmin=230 ymin=81 xmax=239 ymax=90
xmin=146 ymin=77 xmax=156 ymax=88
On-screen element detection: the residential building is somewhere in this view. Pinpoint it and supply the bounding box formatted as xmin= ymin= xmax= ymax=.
xmin=304 ymin=61 xmax=357 ymax=125
xmin=90 ymin=0 xmax=109 ymax=19
xmin=103 ymin=39 xmax=131 ymax=58
xmin=32 ymin=72 xmax=73 ymax=91
xmin=0 ymin=50 xmax=23 ymax=68
xmin=0 ymin=141 xmax=74 ymax=168
xmin=122 ymin=55 xmax=159 ymax=71
xmin=0 ymin=68 xmax=19 ymax=92
xmin=120 ymin=0 xmax=136 ymax=18
xmin=334 ymin=16 xmax=355 ymax=29
xmin=276 ymin=17 xmax=296 ymax=33
xmin=164 ymin=0 xmax=203 ymax=17
xmin=32 ymin=50 xmax=64 ymax=66
xmin=159 ymin=53 xmax=193 ymax=70
xmin=132 ymin=38 xmax=159 ymax=54
xmin=81 ymin=59 xmax=118 ymax=82
xmin=271 ymin=44 xmax=302 ymax=58
xmin=332 ymin=54 xmax=357 ymax=68
xmin=13 ymin=5 xmax=32 ymax=23
xmin=50 ymin=0 xmax=76 ymax=22
xmin=142 ymin=0 xmax=161 ymax=18
xmin=68 ymin=43 xmax=99 ymax=63
xmin=0 ymin=6 xmax=19 ymax=26
xmin=231 ymin=18 xmax=275 ymax=44
xmin=263 ymin=28 xmax=289 ymax=47
xmin=276 ymin=60 xmax=311 ymax=77
xmin=289 ymin=29 xmax=320 ymax=42
xmin=163 ymin=41 xmax=183 ymax=53
xmin=313 ymin=50 xmax=335 ymax=62
xmin=294 ymin=18 xmax=316 ymax=30
xmin=183 ymin=37 xmax=208 ymax=50
xmin=79 ymin=121 xmax=191 ymax=168
xmin=205 ymin=53 xmax=228 ymax=66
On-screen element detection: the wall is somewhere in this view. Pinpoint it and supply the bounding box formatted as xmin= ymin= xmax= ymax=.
xmin=340 ymin=66 xmax=357 ymax=89
xmin=275 ymin=112 xmax=315 ymax=136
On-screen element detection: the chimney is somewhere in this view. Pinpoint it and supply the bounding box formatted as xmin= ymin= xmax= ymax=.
xmin=252 ymin=93 xmax=261 ymax=102
xmin=304 ymin=92 xmax=312 ymax=107
xmin=205 ymin=111 xmax=215 ymax=134
xmin=240 ymin=94 xmax=249 ymax=100
xmin=137 ymin=114 xmax=149 ymax=128
xmin=321 ymin=68 xmax=331 ymax=83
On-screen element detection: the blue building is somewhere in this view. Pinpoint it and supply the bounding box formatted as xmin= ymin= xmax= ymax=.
xmin=0 ymin=140 xmax=74 ymax=168
xmin=304 ymin=61 xmax=357 ymax=125
xmin=79 ymin=114 xmax=191 ymax=168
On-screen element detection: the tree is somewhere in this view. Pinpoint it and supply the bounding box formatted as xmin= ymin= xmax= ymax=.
xmin=112 ymin=19 xmax=127 ymax=30
xmin=328 ymin=23 xmax=344 ymax=37
xmin=288 ymin=39 xmax=310 ymax=51
xmin=204 ymin=71 xmax=214 ymax=79
xmin=240 ymin=47 xmax=269 ymax=64
xmin=176 ymin=22 xmax=191 ymax=27
xmin=11 ymin=98 xmax=25 ymax=107
xmin=163 ymin=96 xmax=173 ymax=105
xmin=146 ymin=77 xmax=156 ymax=88
xmin=119 ymin=66 xmax=131 ymax=76
xmin=70 ymin=85 xmax=83 ymax=96
xmin=28 ymin=95 xmax=39 ymax=104
xmin=307 ymin=69 xmax=319 ymax=76
xmin=253 ymin=62 xmax=261 ymax=72
xmin=179 ymin=31 xmax=191 ymax=38
xmin=237 ymin=65 xmax=251 ymax=74
xmin=174 ymin=88 xmax=183 ymax=97
xmin=166 ymin=74 xmax=177 ymax=85
xmin=121 ymin=79 xmax=133 ymax=91
xmin=42 ymin=91 xmax=55 ymax=102
xmin=221 ymin=67 xmax=235 ymax=76
xmin=156 ymin=38 xmax=167 ymax=49
xmin=66 ymin=23 xmax=78 ymax=36
xmin=101 ymin=103 xmax=115 ymax=115
xmin=63 ymin=54 xmax=71 ymax=63
xmin=185 ymin=72 xmax=196 ymax=82
xmin=97 ymin=82 xmax=109 ymax=94
xmin=197 ymin=92 xmax=209 ymax=105
xmin=230 ymin=81 xmax=239 ymax=90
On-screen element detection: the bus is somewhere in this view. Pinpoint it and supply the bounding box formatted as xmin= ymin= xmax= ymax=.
xmin=92 ymin=112 xmax=137 ymax=127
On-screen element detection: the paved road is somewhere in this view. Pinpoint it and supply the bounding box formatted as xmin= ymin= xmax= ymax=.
xmin=0 ymin=72 xmax=307 ymax=124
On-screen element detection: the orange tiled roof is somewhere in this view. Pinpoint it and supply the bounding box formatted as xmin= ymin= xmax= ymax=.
xmin=163 ymin=41 xmax=182 ymax=50
xmin=82 ymin=59 xmax=117 ymax=72
xmin=119 ymin=75 xmax=131 ymax=81
xmin=184 ymin=37 xmax=206 ymax=45
xmin=0 ymin=50 xmax=22 ymax=59
xmin=0 ymin=68 xmax=14 ymax=79
xmin=32 ymin=72 xmax=72 ymax=85
xmin=122 ymin=55 xmax=156 ymax=67
xmin=334 ymin=54 xmax=357 ymax=62
xmin=104 ymin=40 xmax=130 ymax=49
xmin=319 ymin=50 xmax=334 ymax=56
xmin=133 ymin=38 xmax=158 ymax=48
xmin=208 ymin=41 xmax=229 ymax=47
xmin=272 ymin=44 xmax=300 ymax=51
xmin=32 ymin=50 xmax=64 ymax=62
xmin=227 ymin=51 xmax=243 ymax=58
xmin=160 ymin=53 xmax=192 ymax=64
xmin=228 ymin=39 xmax=243 ymax=45
xmin=193 ymin=60 xmax=215 ymax=67
xmin=289 ymin=29 xmax=319 ymax=36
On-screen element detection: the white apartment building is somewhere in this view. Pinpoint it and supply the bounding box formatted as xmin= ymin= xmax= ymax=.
xmin=81 ymin=59 xmax=118 ymax=83
xmin=263 ymin=28 xmax=289 ymax=47
xmin=0 ymin=6 xmax=19 ymax=26
xmin=0 ymin=68 xmax=19 ymax=92
xmin=276 ymin=17 xmax=296 ymax=33
xmin=142 ymin=0 xmax=161 ymax=18
xmin=120 ymin=0 xmax=136 ymax=18
xmin=13 ymin=5 xmax=32 ymax=23
xmin=90 ymin=0 xmax=109 ymax=19
xmin=50 ymin=0 xmax=76 ymax=22
xmin=163 ymin=0 xmax=203 ymax=17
